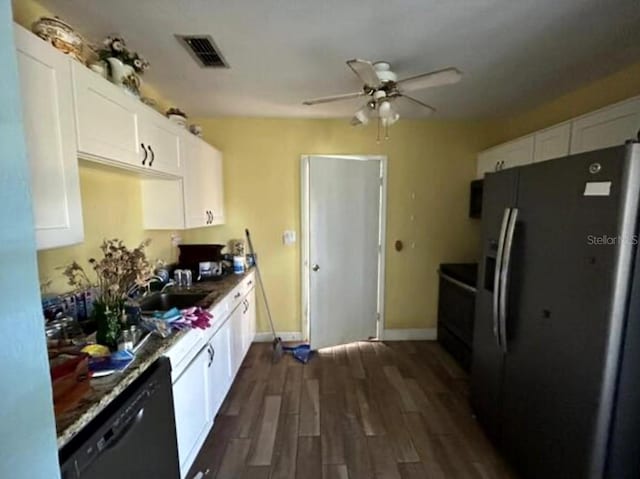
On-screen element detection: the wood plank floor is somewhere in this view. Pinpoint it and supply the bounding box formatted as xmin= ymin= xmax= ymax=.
xmin=188 ymin=341 xmax=516 ymax=479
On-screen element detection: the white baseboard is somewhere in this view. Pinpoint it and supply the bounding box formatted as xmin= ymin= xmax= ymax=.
xmin=253 ymin=329 xmax=436 ymax=343
xmin=381 ymin=328 xmax=438 ymax=341
xmin=253 ymin=331 xmax=304 ymax=342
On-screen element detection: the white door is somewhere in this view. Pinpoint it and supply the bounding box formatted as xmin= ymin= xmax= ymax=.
xmin=570 ymin=97 xmax=640 ymax=154
xmin=14 ymin=25 xmax=83 ymax=250
xmin=306 ymin=156 xmax=384 ymax=350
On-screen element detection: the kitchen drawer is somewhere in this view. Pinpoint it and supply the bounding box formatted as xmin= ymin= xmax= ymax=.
xmin=165 ymin=328 xmax=205 ymax=382
xmin=242 ymin=271 xmax=256 ymax=295
xmin=228 ymin=283 xmax=245 ymax=314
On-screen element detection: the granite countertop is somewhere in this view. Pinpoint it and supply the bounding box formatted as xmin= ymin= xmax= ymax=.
xmin=56 ymin=270 xmax=252 ymax=449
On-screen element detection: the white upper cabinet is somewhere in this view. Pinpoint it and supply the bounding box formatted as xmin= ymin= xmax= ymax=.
xmin=182 ymin=134 xmax=225 ymax=229
xmin=533 ymin=122 xmax=571 ymax=163
xmin=71 ymin=61 xmax=142 ymax=167
xmin=141 ymin=134 xmax=225 ymax=230
xmin=72 ymin=61 xmax=183 ymax=177
xmin=202 ymin=141 xmax=225 ymax=226
xmin=479 ymin=96 xmax=640 ymax=176
xmin=570 ymin=98 xmax=640 ymax=154
xmin=137 ymin=108 xmax=182 ymax=177
xmin=14 ymin=25 xmax=83 ymax=250
xmin=476 ymin=135 xmax=535 ymax=178
xmin=182 ymin=135 xmax=208 ymax=228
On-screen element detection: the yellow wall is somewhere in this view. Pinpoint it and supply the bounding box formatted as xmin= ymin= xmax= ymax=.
xmin=493 ymin=61 xmax=640 ymax=144
xmin=183 ymin=118 xmax=494 ymax=333
xmin=37 ymin=164 xmax=178 ymax=294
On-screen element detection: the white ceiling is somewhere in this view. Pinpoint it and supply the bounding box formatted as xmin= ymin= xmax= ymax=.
xmin=33 ymin=0 xmax=640 ymax=119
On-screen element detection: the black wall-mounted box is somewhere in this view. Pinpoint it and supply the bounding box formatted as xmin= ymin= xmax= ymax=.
xmin=469 ymin=179 xmax=483 ymax=218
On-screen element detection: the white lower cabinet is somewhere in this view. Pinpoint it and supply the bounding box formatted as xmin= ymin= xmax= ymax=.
xmin=172 ymin=345 xmax=210 ymax=476
xmin=167 ymin=273 xmax=256 ymax=478
xmin=205 ymin=318 xmax=232 ymax=423
xmin=229 ymin=304 xmax=245 ymax=377
xmin=242 ymin=288 xmax=257 ymax=356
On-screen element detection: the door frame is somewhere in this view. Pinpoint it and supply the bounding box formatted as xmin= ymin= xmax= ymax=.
xmin=300 ymin=154 xmax=388 ymax=345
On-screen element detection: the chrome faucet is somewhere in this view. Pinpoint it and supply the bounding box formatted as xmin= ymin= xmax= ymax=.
xmin=127 ymin=275 xmax=164 ymax=299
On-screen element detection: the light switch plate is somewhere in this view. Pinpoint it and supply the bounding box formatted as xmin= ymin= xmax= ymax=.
xmin=283 ymin=230 xmax=296 ymax=245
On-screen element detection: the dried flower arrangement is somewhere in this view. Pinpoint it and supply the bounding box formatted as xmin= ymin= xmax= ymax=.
xmin=63 ymin=238 xmax=152 ymax=349
xmin=97 ymin=36 xmax=150 ymax=74
xmin=63 ymin=238 xmax=152 ymax=304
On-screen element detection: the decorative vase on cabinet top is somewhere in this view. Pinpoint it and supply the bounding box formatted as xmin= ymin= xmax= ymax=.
xmin=105 ymin=57 xmax=140 ymax=96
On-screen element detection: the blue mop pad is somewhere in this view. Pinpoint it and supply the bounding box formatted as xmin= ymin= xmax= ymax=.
xmin=283 ymin=343 xmax=312 ymax=364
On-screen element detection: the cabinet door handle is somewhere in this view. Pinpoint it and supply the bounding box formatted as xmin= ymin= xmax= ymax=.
xmin=208 ymin=211 xmax=213 ymax=223
xmin=141 ymin=143 xmax=148 ymax=165
xmin=234 ymin=292 xmax=241 ymax=299
xmin=248 ymin=280 xmax=253 ymax=286
xmin=207 ymin=345 xmax=214 ymax=367
xmin=148 ymin=145 xmax=155 ymax=166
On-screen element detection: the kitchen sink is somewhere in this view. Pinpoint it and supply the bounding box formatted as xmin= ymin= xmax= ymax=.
xmin=139 ymin=292 xmax=208 ymax=314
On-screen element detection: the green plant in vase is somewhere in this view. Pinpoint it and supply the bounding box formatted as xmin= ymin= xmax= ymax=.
xmin=63 ymin=238 xmax=152 ymax=350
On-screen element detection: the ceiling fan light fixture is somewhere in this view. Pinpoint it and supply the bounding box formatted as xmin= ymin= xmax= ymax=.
xmin=351 ymin=107 xmax=370 ymax=126
xmin=378 ymin=99 xmax=395 ymax=119
xmin=382 ymin=112 xmax=400 ymax=127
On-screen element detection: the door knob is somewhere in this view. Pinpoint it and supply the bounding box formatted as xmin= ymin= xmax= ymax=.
xmin=312 ymin=264 xmax=320 ymax=272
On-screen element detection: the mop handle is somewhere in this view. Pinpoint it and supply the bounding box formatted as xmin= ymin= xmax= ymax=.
xmin=245 ymin=229 xmax=278 ymax=338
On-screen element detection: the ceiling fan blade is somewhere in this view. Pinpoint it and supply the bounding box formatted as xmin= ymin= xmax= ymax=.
xmin=302 ymin=91 xmax=365 ymax=105
xmin=346 ymin=59 xmax=381 ymax=88
xmin=398 ymin=94 xmax=436 ymax=114
xmin=396 ymin=67 xmax=462 ymax=92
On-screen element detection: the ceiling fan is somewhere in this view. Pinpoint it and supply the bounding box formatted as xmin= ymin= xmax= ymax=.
xmin=302 ymin=59 xmax=462 ymax=140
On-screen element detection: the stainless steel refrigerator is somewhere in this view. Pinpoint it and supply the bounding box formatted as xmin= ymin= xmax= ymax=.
xmin=471 ymin=143 xmax=640 ymax=479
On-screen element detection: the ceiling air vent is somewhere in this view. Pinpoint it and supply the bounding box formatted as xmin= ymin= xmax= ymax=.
xmin=176 ymin=35 xmax=229 ymax=68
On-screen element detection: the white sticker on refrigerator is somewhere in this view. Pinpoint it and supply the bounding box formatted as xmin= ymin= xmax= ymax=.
xmin=584 ymin=181 xmax=611 ymax=196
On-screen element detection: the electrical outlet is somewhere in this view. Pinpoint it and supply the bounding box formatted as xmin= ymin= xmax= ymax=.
xmin=171 ymin=233 xmax=182 ymax=247
xmin=283 ymin=230 xmax=296 ymax=245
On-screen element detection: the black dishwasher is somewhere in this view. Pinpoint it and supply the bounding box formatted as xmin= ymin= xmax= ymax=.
xmin=60 ymin=357 xmax=180 ymax=479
